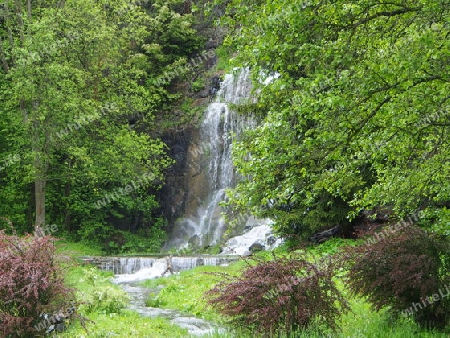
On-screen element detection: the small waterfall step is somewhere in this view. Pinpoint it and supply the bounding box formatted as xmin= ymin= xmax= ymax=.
xmin=81 ymin=255 xmax=239 ymax=282
xmin=85 ymin=256 xmax=232 ymax=336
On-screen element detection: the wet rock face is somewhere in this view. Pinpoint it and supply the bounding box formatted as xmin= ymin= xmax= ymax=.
xmin=157 ymin=127 xmax=203 ymax=225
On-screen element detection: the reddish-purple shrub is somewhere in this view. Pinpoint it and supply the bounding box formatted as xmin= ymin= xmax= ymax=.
xmin=0 ymin=231 xmax=74 ymax=337
xmin=341 ymin=225 xmax=450 ymax=327
xmin=206 ymin=255 xmax=348 ymax=335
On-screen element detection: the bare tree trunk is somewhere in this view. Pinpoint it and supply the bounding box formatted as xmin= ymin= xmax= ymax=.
xmin=0 ymin=39 xmax=10 ymax=73
xmin=27 ymin=0 xmax=32 ymax=21
xmin=32 ymin=127 xmax=48 ymax=229
xmin=14 ymin=0 xmax=25 ymax=43
xmin=34 ymin=179 xmax=46 ymax=228
xmin=25 ymin=98 xmax=47 ymax=230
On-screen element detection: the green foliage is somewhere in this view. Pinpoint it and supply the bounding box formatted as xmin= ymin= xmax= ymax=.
xmin=191 ymin=77 xmax=206 ymax=92
xmin=101 ymin=219 xmax=167 ymax=255
xmin=222 ymin=0 xmax=450 ymax=239
xmin=419 ymin=208 xmax=450 ymax=237
xmin=74 ymin=267 xmax=129 ymax=315
xmin=307 ymin=237 xmax=359 ymax=257
xmin=137 ymin=241 xmax=450 ymax=336
xmin=61 ymin=265 xmax=188 ymax=338
xmin=214 ymin=44 xmax=236 ymax=73
xmin=56 ymin=240 xmax=103 ymax=257
xmin=0 ymin=0 xmax=203 ymax=244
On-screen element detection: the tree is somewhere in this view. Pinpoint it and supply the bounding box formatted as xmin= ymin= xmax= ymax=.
xmin=222 ymin=0 xmax=450 ymax=238
xmin=0 ymin=0 xmax=200 ymax=247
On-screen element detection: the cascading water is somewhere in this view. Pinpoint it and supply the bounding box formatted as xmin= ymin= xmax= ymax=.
xmin=87 ymin=70 xmax=281 ymax=336
xmin=109 ymin=256 xmax=237 ymax=283
xmin=96 ymin=255 xmax=236 ymax=335
xmin=165 ymin=69 xmax=280 ymax=253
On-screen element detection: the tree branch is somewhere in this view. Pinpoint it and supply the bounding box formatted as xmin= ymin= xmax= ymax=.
xmin=350 ymin=7 xmax=421 ymax=29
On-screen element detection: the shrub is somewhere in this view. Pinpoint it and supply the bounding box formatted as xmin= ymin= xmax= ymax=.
xmin=206 ymin=255 xmax=349 ymax=336
xmin=341 ymin=225 xmax=450 ymax=327
xmin=78 ymin=267 xmax=129 ymax=315
xmin=0 ymin=231 xmax=73 ymax=337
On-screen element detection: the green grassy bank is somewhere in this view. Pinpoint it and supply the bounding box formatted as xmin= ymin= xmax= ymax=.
xmin=54 ymin=240 xmax=449 ymax=337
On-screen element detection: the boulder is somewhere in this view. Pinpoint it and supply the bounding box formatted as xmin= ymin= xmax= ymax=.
xmin=310 ymin=225 xmax=340 ymax=243
xmin=266 ymin=235 xmax=277 ymax=246
xmin=249 ymin=242 xmax=265 ymax=253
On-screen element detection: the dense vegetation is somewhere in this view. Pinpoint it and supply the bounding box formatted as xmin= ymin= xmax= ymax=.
xmin=222 ymin=0 xmax=450 ymax=239
xmin=1 ymin=0 xmax=446 ymax=253
xmin=0 ymin=0 xmax=205 ymax=252
xmin=341 ymin=225 xmax=450 ymax=327
xmin=140 ymin=240 xmax=450 ymax=337
xmin=207 ymin=255 xmax=348 ymax=335
xmin=1 ymin=0 xmax=450 ymax=336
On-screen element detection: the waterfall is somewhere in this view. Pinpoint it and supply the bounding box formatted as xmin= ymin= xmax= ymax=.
xmin=164 ymin=69 xmax=280 ymax=253
xmin=108 ymin=256 xmax=238 ymax=283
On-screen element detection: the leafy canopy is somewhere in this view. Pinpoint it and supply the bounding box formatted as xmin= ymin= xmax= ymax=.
xmin=222 ymin=0 xmax=450 ymax=237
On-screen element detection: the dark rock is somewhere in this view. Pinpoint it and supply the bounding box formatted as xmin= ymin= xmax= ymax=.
xmin=244 ymin=224 xmax=253 ymax=231
xmin=205 ymin=38 xmax=218 ymax=50
xmin=310 ymin=225 xmax=340 ymax=243
xmin=249 ymin=242 xmax=265 ymax=253
xmin=210 ymin=75 xmax=221 ymax=91
xmin=188 ymin=234 xmax=201 ymax=248
xmin=266 ymin=235 xmax=276 ymax=246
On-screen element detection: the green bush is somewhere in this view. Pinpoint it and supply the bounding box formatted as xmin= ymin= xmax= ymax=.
xmin=78 ymin=268 xmax=128 ymax=315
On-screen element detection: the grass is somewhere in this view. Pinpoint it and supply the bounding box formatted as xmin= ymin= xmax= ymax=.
xmin=58 ymin=309 xmax=189 ymax=338
xmin=49 ymin=239 xmax=450 ymax=337
xmin=56 ymin=240 xmax=103 ymax=257
xmin=55 ymin=264 xmax=189 ymax=338
xmin=140 ymin=262 xmax=246 ymax=323
xmin=137 ymin=241 xmax=450 ymax=337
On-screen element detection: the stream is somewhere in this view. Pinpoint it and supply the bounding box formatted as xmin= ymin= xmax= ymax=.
xmin=118 ymin=282 xmax=219 ymax=336
xmin=97 ymin=256 xmax=237 ymax=336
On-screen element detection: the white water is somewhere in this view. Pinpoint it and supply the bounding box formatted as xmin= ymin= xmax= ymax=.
xmin=190 ymin=69 xmax=253 ymax=248
xmin=109 ymin=256 xmax=236 ymax=336
xmin=108 ymin=256 xmax=233 ymax=335
xmin=112 ymin=256 xmax=236 ymax=283
xmin=221 ymin=218 xmax=283 ymax=255
xmin=165 ymin=68 xmax=281 ymax=254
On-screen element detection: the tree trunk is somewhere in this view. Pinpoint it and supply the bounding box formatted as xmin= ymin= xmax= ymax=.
xmin=35 ymin=178 xmax=46 ymax=228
